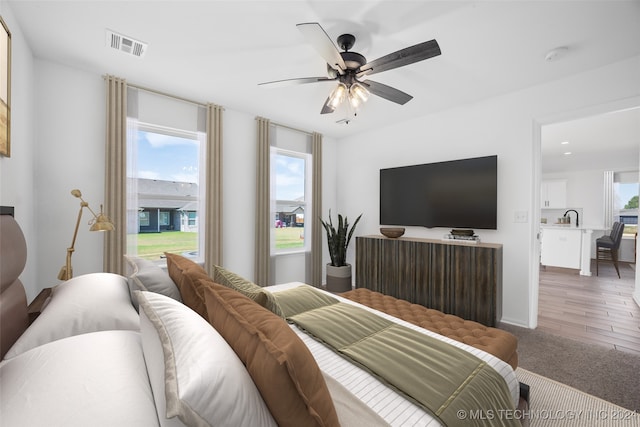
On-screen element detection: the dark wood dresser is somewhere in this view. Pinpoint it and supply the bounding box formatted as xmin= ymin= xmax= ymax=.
xmin=355 ymin=235 xmax=502 ymax=326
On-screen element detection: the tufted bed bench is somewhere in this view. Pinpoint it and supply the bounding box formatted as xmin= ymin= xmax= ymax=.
xmin=340 ymin=288 xmax=518 ymax=370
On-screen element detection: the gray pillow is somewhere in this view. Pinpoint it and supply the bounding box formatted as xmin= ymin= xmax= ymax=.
xmin=124 ymin=256 xmax=182 ymax=310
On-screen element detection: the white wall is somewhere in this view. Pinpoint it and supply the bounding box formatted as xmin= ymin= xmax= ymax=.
xmin=4 ymin=0 xmax=639 ymax=319
xmin=33 ymin=60 xmax=105 ymax=288
xmin=23 ymin=58 xmax=340 ymax=295
xmin=220 ymin=108 xmax=258 ymax=280
xmin=336 ymin=55 xmax=640 ymax=327
xmin=0 ymin=1 xmax=38 ymax=300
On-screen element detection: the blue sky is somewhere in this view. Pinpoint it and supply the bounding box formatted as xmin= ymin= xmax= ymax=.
xmin=274 ymin=153 xmax=305 ymax=201
xmin=135 ymin=131 xmax=306 ymax=201
xmin=136 ymin=130 xmax=199 ymax=183
xmin=615 ymin=182 xmax=639 ymax=209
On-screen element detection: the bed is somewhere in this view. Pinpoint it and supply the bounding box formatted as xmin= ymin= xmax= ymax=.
xmin=0 ymin=211 xmax=523 ymax=427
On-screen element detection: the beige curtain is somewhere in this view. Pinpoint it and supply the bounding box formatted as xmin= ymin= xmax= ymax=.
xmin=104 ymin=75 xmax=127 ymax=275
xmin=204 ymin=104 xmax=223 ymax=274
xmin=255 ymin=119 xmax=323 ymax=287
xmin=311 ymin=132 xmax=323 ymax=286
xmin=255 ymin=117 xmax=271 ymax=286
xmin=105 ymin=78 xmax=223 ymax=275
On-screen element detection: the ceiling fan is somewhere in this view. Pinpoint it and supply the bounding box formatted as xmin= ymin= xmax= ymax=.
xmin=259 ymin=22 xmax=441 ymax=115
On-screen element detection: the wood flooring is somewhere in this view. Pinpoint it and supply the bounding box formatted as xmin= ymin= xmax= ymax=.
xmin=538 ymin=260 xmax=640 ymax=355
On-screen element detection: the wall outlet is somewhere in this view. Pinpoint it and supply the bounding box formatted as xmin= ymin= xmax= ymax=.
xmin=514 ymin=211 xmax=528 ymax=223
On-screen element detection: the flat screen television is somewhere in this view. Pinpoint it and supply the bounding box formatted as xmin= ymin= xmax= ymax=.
xmin=380 ymin=155 xmax=497 ymax=230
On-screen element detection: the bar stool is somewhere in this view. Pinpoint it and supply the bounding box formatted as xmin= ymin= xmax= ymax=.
xmin=596 ymin=222 xmax=625 ymax=278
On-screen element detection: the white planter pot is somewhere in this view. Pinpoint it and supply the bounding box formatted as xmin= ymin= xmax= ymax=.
xmin=326 ymin=263 xmax=352 ymax=293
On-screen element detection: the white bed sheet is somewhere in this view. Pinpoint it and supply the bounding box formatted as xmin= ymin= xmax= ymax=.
xmin=0 ymin=330 xmax=159 ymax=427
xmin=268 ymin=282 xmax=520 ymax=427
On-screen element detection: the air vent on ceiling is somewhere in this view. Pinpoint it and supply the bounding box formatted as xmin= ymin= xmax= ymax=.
xmin=106 ymin=29 xmax=147 ymax=58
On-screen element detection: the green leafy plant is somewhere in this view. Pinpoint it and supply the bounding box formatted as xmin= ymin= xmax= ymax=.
xmin=320 ymin=210 xmax=362 ymax=267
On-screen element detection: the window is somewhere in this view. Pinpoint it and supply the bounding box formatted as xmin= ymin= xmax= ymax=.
xmin=139 ymin=211 xmax=150 ymax=227
xmin=159 ymin=211 xmax=170 ymax=226
xmin=614 ymin=180 xmax=639 ymax=236
xmin=126 ymin=88 xmax=206 ymax=262
xmin=272 ymin=149 xmax=310 ymax=253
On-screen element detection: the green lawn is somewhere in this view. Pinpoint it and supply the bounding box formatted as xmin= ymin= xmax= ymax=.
xmin=130 ymin=228 xmax=304 ymax=260
xmin=624 ymin=224 xmax=637 ymax=237
xmin=131 ymin=231 xmax=198 ymax=260
xmin=276 ymin=227 xmax=305 ymax=250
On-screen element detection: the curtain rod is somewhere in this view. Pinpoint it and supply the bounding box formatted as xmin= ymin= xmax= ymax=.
xmin=128 ymin=82 xmax=210 ymax=108
xmin=262 ymin=119 xmax=316 ymax=137
xmin=104 ymin=75 xmax=220 ymax=109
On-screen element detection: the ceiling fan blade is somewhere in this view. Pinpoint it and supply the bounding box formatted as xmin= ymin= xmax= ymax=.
xmin=361 ymin=80 xmax=413 ymax=105
xmin=297 ymin=22 xmax=346 ymax=73
xmin=320 ymin=96 xmax=336 ymax=114
xmin=357 ymin=39 xmax=441 ymax=77
xmin=258 ymin=76 xmax=335 ymax=88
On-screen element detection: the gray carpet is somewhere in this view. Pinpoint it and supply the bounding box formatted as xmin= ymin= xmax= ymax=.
xmin=500 ymin=323 xmax=640 ymax=413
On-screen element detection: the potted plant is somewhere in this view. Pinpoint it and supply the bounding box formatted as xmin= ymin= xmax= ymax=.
xmin=320 ymin=210 xmax=362 ymax=292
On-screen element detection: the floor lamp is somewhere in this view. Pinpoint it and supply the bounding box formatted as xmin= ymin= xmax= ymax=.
xmin=57 ymin=189 xmax=115 ymax=281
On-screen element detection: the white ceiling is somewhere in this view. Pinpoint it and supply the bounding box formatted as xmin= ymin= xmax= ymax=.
xmin=8 ymin=0 xmax=640 ymax=156
xmin=542 ymin=107 xmax=640 ymax=173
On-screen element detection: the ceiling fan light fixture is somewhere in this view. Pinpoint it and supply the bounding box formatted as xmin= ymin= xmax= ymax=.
xmin=349 ymin=95 xmax=362 ymax=109
xmin=350 ymin=82 xmax=369 ymax=108
xmin=261 ymin=23 xmax=442 ymax=119
xmin=327 ymin=83 xmax=347 ymax=110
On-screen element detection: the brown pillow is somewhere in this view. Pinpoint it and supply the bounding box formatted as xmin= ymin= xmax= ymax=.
xmin=164 ymin=253 xmax=211 ymax=319
xmin=202 ymin=280 xmax=340 ymax=427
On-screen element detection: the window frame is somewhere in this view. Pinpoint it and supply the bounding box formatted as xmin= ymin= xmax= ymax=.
xmin=127 ymin=122 xmax=205 ymax=262
xmin=271 ymin=147 xmax=311 ymax=255
xmin=614 ymin=180 xmax=639 ymax=236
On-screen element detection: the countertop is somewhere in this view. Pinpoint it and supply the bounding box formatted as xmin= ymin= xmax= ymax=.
xmin=540 ymin=224 xmax=607 ymax=231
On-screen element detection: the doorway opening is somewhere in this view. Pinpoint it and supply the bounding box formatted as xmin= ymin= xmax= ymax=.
xmin=533 ymin=100 xmax=640 ymax=353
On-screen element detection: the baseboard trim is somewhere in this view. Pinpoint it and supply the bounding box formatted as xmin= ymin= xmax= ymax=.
xmin=499 ymin=317 xmax=531 ymax=329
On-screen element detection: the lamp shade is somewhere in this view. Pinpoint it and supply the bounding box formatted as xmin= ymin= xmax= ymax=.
xmin=327 ymin=83 xmax=347 ymax=110
xmin=350 ymin=82 xmax=369 ymax=105
xmin=90 ymin=213 xmax=115 ymax=232
xmin=58 ymin=190 xmax=115 ymax=281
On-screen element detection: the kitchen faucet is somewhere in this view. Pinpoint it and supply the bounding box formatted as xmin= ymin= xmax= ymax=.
xmin=563 ymin=209 xmax=579 ymax=227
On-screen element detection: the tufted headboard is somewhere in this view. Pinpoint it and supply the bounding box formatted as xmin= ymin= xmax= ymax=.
xmin=0 ymin=207 xmax=29 ymax=359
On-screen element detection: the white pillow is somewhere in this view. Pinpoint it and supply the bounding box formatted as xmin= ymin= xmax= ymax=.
xmin=0 ymin=330 xmax=159 ymax=427
xmin=4 ymin=273 xmax=139 ymax=359
xmin=124 ymin=256 xmax=182 ymax=310
xmin=136 ymin=291 xmax=277 ymax=427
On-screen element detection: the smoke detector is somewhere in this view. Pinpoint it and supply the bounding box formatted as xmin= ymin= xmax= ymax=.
xmin=106 ymin=29 xmax=147 ymax=58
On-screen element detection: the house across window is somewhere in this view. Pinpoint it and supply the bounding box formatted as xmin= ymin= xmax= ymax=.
xmin=273 ymin=149 xmax=309 ymax=252
xmin=136 ymin=179 xmax=198 ymax=233
xmin=127 ymin=125 xmax=203 ymax=261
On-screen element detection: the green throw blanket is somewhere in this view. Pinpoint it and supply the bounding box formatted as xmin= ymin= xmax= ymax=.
xmin=274 ymin=285 xmax=519 ymax=427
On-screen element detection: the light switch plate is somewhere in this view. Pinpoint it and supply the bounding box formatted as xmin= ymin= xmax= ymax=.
xmin=514 ymin=211 xmax=528 ymax=223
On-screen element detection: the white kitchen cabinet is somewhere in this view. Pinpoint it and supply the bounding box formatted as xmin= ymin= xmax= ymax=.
xmin=541 ymin=180 xmax=566 ymax=208
xmin=540 ymin=226 xmax=582 ymax=269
